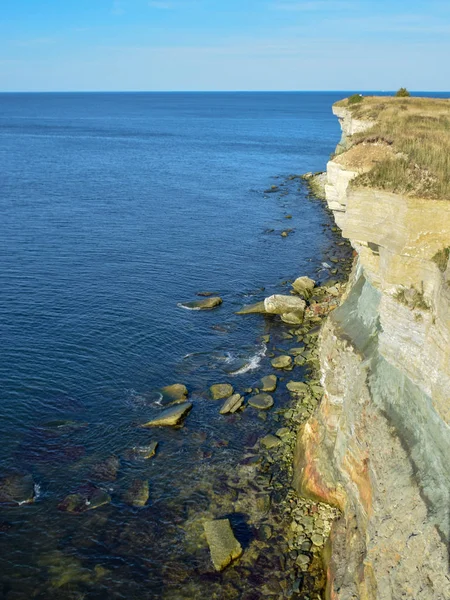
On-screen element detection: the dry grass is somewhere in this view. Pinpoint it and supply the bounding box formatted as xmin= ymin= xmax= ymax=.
xmin=334 ymin=96 xmax=450 ymax=199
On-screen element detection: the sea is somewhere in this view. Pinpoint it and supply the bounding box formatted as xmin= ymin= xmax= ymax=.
xmin=0 ymin=91 xmax=447 ymax=599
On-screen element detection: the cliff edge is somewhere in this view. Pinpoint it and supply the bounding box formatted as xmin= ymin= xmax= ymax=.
xmin=294 ymin=97 xmax=450 ymax=599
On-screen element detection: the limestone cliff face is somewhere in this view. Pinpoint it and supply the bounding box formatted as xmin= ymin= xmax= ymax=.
xmin=295 ymin=107 xmax=450 ymax=599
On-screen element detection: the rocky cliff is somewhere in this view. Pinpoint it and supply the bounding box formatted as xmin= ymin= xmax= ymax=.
xmin=295 ymin=101 xmax=450 ymax=599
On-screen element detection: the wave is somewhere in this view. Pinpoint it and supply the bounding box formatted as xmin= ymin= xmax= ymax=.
xmin=177 ymin=303 xmax=202 ymax=311
xmin=229 ymin=343 xmax=267 ymax=376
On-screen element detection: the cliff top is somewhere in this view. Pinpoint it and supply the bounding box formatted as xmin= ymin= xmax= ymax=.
xmin=333 ymin=95 xmax=450 ymax=200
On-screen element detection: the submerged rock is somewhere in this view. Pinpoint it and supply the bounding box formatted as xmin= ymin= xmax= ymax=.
xmin=123 ymin=479 xmax=149 ymax=507
xmin=292 ymin=276 xmax=316 ymax=298
xmin=210 ymin=383 xmax=234 ymax=400
xmin=161 ymin=383 xmax=188 ymax=403
xmin=259 ymin=374 xmax=278 ymax=392
xmin=235 ymin=301 xmax=267 ymax=315
xmin=271 ymin=355 xmax=293 ymax=370
xmin=123 ymin=441 xmax=158 ymax=461
xmin=248 ymin=393 xmax=274 ymax=410
xmin=58 ymin=484 xmax=111 ymax=513
xmin=90 ymin=455 xmax=120 ymax=482
xmin=204 ymin=518 xmax=243 ymax=571
xmin=140 ymin=402 xmax=193 ymax=427
xmin=180 ymin=297 xmax=222 ymax=310
xmin=264 ymin=294 xmax=306 ymax=316
xmin=220 ymin=394 xmax=244 ymax=415
xmin=0 ymin=472 xmax=35 ymax=506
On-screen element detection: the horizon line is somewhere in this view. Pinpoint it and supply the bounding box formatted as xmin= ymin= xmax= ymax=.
xmin=1 ymin=89 xmax=450 ymax=94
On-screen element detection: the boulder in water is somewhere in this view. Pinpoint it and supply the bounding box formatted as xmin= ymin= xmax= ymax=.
xmin=260 ymin=434 xmax=281 ymax=449
xmin=248 ymin=393 xmax=274 ymax=410
xmin=271 ymin=355 xmax=293 ymax=370
xmin=292 ymin=276 xmax=316 ymax=298
xmin=280 ymin=311 xmax=304 ymax=325
xmin=220 ymin=394 xmax=244 ymax=415
xmin=0 ymin=472 xmax=35 ymax=506
xmin=90 ymin=455 xmax=120 ymax=482
xmin=259 ymin=374 xmax=277 ymax=392
xmin=180 ymin=297 xmax=222 ymax=310
xmin=210 ymin=383 xmax=234 ymax=400
xmin=204 ymin=518 xmax=243 ymax=571
xmin=58 ymin=483 xmax=111 ymax=513
xmin=161 ymin=383 xmax=188 ymax=403
xmin=140 ymin=402 xmax=193 ymax=427
xmin=264 ymin=294 xmax=305 ymax=316
xmin=123 ymin=441 xmax=158 ymax=461
xmin=123 ymin=479 xmax=149 ymax=507
xmin=286 ymin=381 xmax=309 ymax=394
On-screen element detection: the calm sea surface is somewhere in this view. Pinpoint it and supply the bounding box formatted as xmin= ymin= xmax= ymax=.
xmin=1 ymin=91 xmax=445 ymax=598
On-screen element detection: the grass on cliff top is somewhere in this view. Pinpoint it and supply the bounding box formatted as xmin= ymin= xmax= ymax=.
xmin=334 ymin=96 xmax=450 ymax=199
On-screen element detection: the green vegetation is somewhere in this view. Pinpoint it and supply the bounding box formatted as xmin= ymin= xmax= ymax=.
xmin=348 ymin=93 xmax=364 ymax=105
xmin=394 ymin=285 xmax=430 ymax=310
xmin=334 ymin=96 xmax=450 ymax=199
xmin=432 ymin=247 xmax=450 ymax=272
xmin=395 ymin=87 xmax=411 ymax=97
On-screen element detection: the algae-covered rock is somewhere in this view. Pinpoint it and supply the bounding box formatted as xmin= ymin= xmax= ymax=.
xmin=264 ymin=294 xmax=306 ymax=316
xmin=235 ymin=301 xmax=267 ymax=315
xmin=140 ymin=402 xmax=193 ymax=427
xmin=210 ymin=383 xmax=234 ymax=400
xmin=248 ymin=394 xmax=274 ymax=410
xmin=286 ymin=381 xmax=309 ymax=394
xmin=204 ymin=518 xmax=243 ymax=571
xmin=271 ymin=355 xmax=293 ymax=370
xmin=260 ymin=434 xmax=281 ymax=449
xmin=124 ymin=479 xmax=149 ymax=507
xmin=180 ymin=297 xmax=222 ymax=310
xmin=292 ymin=276 xmax=315 ymax=298
xmin=280 ymin=311 xmax=304 ymax=325
xmin=0 ymin=472 xmax=35 ymax=506
xmin=259 ymin=374 xmax=278 ymax=392
xmin=220 ymin=394 xmax=244 ymax=415
xmin=161 ymin=383 xmax=188 ymax=402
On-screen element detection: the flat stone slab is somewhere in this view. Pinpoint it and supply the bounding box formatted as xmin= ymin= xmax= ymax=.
xmin=220 ymin=394 xmax=244 ymax=415
xmin=204 ymin=519 xmax=243 ymax=571
xmin=180 ymin=297 xmax=222 ymax=310
xmin=259 ymin=374 xmax=277 ymax=392
xmin=271 ymin=355 xmax=293 ymax=370
xmin=140 ymin=402 xmax=192 ymax=427
xmin=210 ymin=383 xmax=234 ymax=400
xmin=248 ymin=393 xmax=274 ymax=410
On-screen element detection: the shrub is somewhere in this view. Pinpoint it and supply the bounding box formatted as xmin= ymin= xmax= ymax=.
xmin=432 ymin=247 xmax=450 ymax=272
xmin=348 ymin=94 xmax=364 ymax=105
xmin=395 ymin=87 xmax=411 ymax=97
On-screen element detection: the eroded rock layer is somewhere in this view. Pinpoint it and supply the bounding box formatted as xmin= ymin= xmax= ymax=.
xmin=295 ymin=104 xmax=450 ymax=599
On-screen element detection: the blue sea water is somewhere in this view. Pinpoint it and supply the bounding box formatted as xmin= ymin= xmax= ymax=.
xmin=1 ymin=91 xmax=447 ymax=598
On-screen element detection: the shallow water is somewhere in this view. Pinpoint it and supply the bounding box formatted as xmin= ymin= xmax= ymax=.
xmin=1 ymin=92 xmax=350 ymax=598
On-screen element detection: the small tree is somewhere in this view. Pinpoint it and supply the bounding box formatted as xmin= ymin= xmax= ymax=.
xmin=348 ymin=93 xmax=364 ymax=105
xmin=395 ymin=87 xmax=411 ymax=97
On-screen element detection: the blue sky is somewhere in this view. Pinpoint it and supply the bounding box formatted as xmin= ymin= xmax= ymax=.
xmin=1 ymin=0 xmax=449 ymax=91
